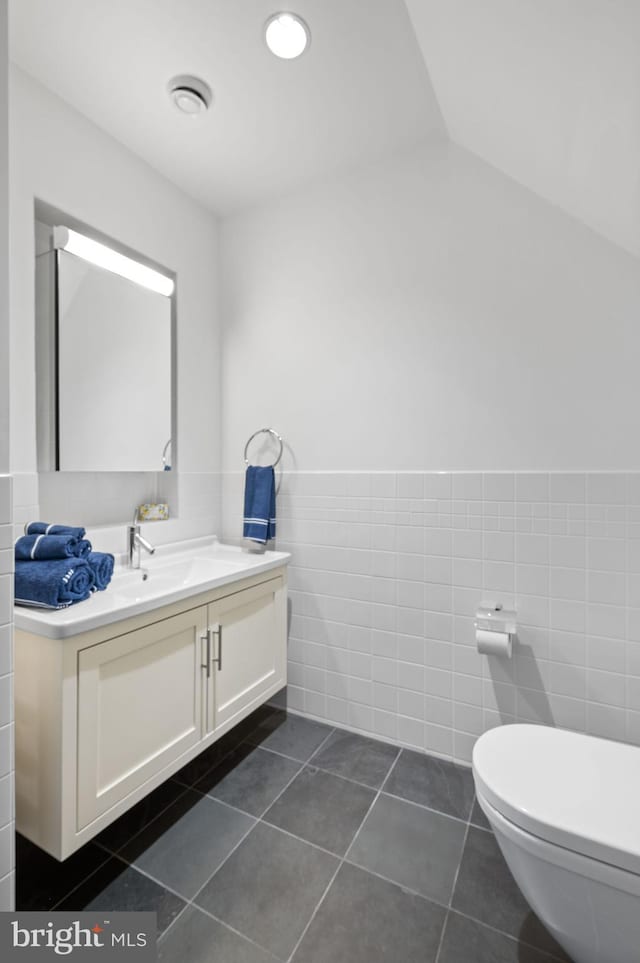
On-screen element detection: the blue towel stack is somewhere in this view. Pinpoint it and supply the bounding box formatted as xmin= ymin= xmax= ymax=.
xmin=15 ymin=522 xmax=115 ymax=610
xmin=243 ymin=466 xmax=276 ymax=544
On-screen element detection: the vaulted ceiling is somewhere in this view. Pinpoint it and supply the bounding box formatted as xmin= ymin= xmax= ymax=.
xmin=405 ymin=0 xmax=640 ymax=258
xmin=10 ymin=0 xmax=640 ymax=257
xmin=9 ymin=0 xmax=444 ymax=213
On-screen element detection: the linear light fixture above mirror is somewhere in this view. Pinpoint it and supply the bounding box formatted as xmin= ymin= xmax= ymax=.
xmin=53 ymin=226 xmax=174 ymax=297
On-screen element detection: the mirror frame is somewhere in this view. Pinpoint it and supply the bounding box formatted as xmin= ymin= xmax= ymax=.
xmin=34 ymin=199 xmax=178 ymax=474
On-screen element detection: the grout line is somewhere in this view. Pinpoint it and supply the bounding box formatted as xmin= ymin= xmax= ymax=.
xmin=47 ymin=846 xmax=115 ymax=913
xmin=48 ymin=847 xmax=125 ymax=913
xmin=239 ymin=739 xmax=312 ymax=766
xmin=251 ymin=818 xmax=347 ymax=863
xmin=254 ymin=759 xmax=307 ymax=820
xmin=284 ymin=858 xmax=342 ymax=963
xmin=379 ymin=789 xmax=470 ymax=827
xmin=300 ymin=725 xmax=337 ymax=764
xmin=190 ymin=903 xmax=286 ymax=962
xmin=433 ymin=910 xmax=450 ymax=963
xmin=340 ymin=855 xmax=450 ymax=912
xmin=103 ymin=782 xmax=195 ymax=854
xmin=152 ymin=899 xmax=191 ymax=945
xmin=299 ymin=756 xmax=391 ymax=793
xmin=284 ymin=750 xmax=401 ymax=963
xmin=343 ymin=747 xmax=400 ymax=865
xmin=443 ymin=906 xmax=569 ymax=963
xmin=445 ymin=782 xmax=475 ymax=916
xmin=378 ymin=746 xmax=402 ymax=793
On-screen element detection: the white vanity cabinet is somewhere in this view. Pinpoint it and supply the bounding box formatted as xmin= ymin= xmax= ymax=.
xmin=76 ymin=607 xmax=208 ymax=831
xmin=15 ymin=567 xmax=287 ymax=860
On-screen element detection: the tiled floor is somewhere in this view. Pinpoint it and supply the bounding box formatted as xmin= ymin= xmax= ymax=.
xmin=16 ymin=708 xmax=574 ymax=963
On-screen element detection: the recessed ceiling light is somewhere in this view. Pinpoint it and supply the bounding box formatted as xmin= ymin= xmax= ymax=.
xmin=167 ymin=75 xmax=213 ymax=116
xmin=264 ymin=12 xmax=310 ymax=59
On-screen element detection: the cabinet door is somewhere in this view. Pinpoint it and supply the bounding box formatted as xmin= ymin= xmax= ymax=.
xmin=77 ymin=607 xmax=207 ymax=830
xmin=207 ymin=576 xmax=286 ymax=735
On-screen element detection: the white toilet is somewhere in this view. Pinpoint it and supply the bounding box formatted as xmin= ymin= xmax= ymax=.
xmin=472 ymin=724 xmax=640 ymax=963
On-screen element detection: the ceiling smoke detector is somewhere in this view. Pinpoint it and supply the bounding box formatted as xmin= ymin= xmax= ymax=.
xmin=168 ymin=75 xmax=213 ymax=116
xmin=264 ymin=12 xmax=310 ymax=59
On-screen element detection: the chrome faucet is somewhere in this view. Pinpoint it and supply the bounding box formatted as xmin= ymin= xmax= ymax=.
xmin=127 ymin=508 xmax=156 ymax=570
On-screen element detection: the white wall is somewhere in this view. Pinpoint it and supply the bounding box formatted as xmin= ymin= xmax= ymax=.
xmin=10 ymin=66 xmax=221 ymax=543
xmin=0 ymin=0 xmax=13 ymax=912
xmin=221 ymin=140 xmax=640 ymax=472
xmin=0 ymin=1 xmax=7 ymax=476
xmin=220 ymin=140 xmax=640 ymax=760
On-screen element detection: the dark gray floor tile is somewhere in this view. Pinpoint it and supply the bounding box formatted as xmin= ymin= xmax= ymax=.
xmin=452 ymin=827 xmax=571 ymax=959
xmin=384 ymin=749 xmax=474 ymax=820
xmin=292 ymin=861 xmax=446 ymax=963
xmin=172 ymin=706 xmax=278 ymax=788
xmin=55 ymin=857 xmax=185 ymax=936
xmin=16 ymin=834 xmax=111 ymax=910
xmin=470 ymin=796 xmax=492 ymax=830
xmin=159 ymin=905 xmax=278 ymax=963
xmin=96 ymin=779 xmax=188 ymax=852
xmin=120 ymin=789 xmax=254 ymax=899
xmin=311 ymin=729 xmax=398 ymax=789
xmin=195 ymin=822 xmax=338 ymax=961
xmin=246 ymin=710 xmax=333 ymax=762
xmin=195 ymin=743 xmax=300 ymax=816
xmin=263 ymin=765 xmax=375 ymax=856
xmin=172 ymin=731 xmax=245 ymax=788
xmin=347 ymin=793 xmax=466 ymax=904
xmin=439 ymin=912 xmax=569 ymax=963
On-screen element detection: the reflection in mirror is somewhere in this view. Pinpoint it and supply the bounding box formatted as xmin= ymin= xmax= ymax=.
xmin=35 ymin=211 xmax=175 ymax=472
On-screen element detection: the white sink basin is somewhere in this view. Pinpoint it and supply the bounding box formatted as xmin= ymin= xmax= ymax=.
xmin=111 ymin=557 xmax=247 ymax=602
xmin=14 ymin=539 xmax=290 ymax=639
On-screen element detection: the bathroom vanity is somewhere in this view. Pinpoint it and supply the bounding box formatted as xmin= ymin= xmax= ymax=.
xmin=14 ymin=541 xmax=289 ymax=860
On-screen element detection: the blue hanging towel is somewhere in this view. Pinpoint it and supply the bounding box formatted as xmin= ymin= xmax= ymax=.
xmin=243 ymin=466 xmax=276 ymax=544
xmin=24 ymin=521 xmax=86 ymax=539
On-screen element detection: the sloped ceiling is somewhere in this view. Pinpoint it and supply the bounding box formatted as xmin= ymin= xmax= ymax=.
xmin=9 ymin=0 xmax=445 ymax=214
xmin=405 ymin=0 xmax=640 ymax=258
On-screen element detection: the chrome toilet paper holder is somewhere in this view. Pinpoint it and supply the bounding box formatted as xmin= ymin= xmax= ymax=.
xmin=474 ymin=603 xmax=517 ymax=638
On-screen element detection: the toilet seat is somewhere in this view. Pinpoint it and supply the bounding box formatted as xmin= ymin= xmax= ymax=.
xmin=472 ymin=724 xmax=640 ymax=876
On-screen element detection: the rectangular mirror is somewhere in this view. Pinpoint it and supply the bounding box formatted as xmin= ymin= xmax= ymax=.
xmin=35 ymin=212 xmax=175 ymax=472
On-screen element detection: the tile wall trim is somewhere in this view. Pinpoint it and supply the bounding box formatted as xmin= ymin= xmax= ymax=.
xmin=223 ymin=471 xmax=640 ymax=763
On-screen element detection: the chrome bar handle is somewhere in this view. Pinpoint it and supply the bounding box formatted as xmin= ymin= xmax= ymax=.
xmin=212 ymin=624 xmax=222 ymax=671
xmin=201 ymin=630 xmax=211 ymax=678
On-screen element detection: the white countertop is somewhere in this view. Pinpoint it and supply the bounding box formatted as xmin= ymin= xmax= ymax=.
xmin=14 ymin=537 xmax=290 ymax=639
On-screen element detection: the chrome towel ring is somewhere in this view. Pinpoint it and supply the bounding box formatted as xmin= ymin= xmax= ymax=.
xmin=244 ymin=427 xmax=284 ymax=467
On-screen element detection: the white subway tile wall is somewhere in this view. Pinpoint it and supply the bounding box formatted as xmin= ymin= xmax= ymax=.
xmin=223 ymin=471 xmax=640 ymax=764
xmin=0 ymin=475 xmax=12 ymax=909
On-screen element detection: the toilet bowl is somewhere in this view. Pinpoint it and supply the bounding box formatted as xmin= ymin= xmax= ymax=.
xmin=472 ymin=724 xmax=640 ymax=963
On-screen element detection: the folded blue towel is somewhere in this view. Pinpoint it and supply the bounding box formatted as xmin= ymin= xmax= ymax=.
xmin=243 ymin=466 xmax=276 ymax=544
xmin=15 ymin=534 xmax=92 ymax=561
xmin=25 ymin=521 xmax=86 ymax=539
xmin=87 ymin=552 xmax=115 ymax=591
xmin=15 ymin=558 xmax=96 ymax=609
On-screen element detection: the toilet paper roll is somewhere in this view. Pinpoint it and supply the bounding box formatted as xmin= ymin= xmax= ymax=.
xmin=476 ymin=628 xmax=512 ymax=658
